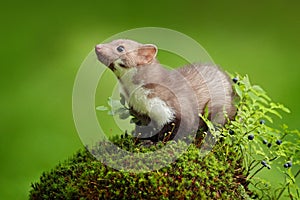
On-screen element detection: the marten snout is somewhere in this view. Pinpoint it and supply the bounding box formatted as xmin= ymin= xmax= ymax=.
xmin=95 ymin=44 xmax=102 ymax=51
xmin=95 ymin=44 xmax=115 ymax=67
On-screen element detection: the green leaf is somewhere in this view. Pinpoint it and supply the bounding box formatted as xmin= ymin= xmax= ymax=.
xmin=199 ymin=113 xmax=215 ymax=131
xmin=242 ymin=75 xmax=251 ymax=90
xmin=108 ymin=97 xmax=122 ymax=108
xmin=234 ymin=84 xmax=243 ymax=98
xmin=266 ymin=108 xmax=282 ymax=119
xmin=248 ymin=91 xmax=259 ymax=102
xmin=108 ymin=110 xmax=115 ymax=116
xmin=255 ymin=150 xmax=266 ymax=157
xmin=257 ymin=97 xmax=269 ymax=105
xmin=118 ymin=110 xmax=130 ymax=119
xmin=115 ymin=107 xmax=128 ymax=114
xmin=264 ymin=115 xmax=273 ymax=123
xmin=96 ymin=106 xmax=109 ymax=111
xmin=252 ymin=85 xmax=266 ymax=93
xmin=279 ymin=104 xmax=291 ymax=113
xmin=259 ymin=93 xmax=271 ymax=101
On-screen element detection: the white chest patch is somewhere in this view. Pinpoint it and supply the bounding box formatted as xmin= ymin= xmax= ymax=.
xmin=118 ymin=67 xmax=175 ymax=127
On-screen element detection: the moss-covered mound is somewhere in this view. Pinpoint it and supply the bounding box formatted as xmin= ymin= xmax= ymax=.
xmin=29 ymin=74 xmax=300 ymax=199
xmin=29 ymin=136 xmax=250 ymax=200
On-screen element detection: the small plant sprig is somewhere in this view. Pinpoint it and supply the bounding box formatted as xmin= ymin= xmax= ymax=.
xmin=96 ymin=95 xmax=151 ymax=127
xmin=215 ymin=74 xmax=300 ymax=199
xmin=96 ymin=96 xmax=131 ymax=119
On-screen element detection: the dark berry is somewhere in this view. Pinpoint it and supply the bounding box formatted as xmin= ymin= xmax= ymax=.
xmin=287 ymin=161 xmax=292 ymax=167
xmin=232 ymin=77 xmax=238 ymax=83
xmin=261 ymin=160 xmax=267 ymax=167
xmin=284 ymin=163 xmax=289 ymax=168
xmin=263 ymin=139 xmax=268 ymax=144
xmin=248 ymin=134 xmax=254 ymax=140
xmin=260 ymin=119 xmax=265 ymax=125
xmin=229 ymin=130 xmax=234 ymax=135
xmin=267 ymin=143 xmax=272 ymax=148
xmin=276 ymin=140 xmax=282 ymax=145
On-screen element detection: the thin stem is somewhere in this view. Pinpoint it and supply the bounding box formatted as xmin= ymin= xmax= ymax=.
xmin=284 ymin=172 xmax=295 ymax=184
xmin=250 ymin=161 xmax=260 ymax=171
xmin=287 ymin=185 xmax=292 ymax=200
xmin=248 ymin=166 xmax=264 ymax=180
xmin=249 ymin=160 xmax=257 ymax=170
xmin=243 ymin=125 xmax=259 ymax=136
xmin=277 ymin=184 xmax=286 ymax=200
xmin=269 ymin=156 xmax=278 ymax=162
xmin=294 ymin=169 xmax=300 ymax=179
xmin=281 ymin=132 xmax=288 ymax=140
xmin=277 ymin=169 xmax=300 ymax=200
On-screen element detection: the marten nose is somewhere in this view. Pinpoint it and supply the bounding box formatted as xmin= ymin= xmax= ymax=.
xmin=95 ymin=44 xmax=102 ymax=52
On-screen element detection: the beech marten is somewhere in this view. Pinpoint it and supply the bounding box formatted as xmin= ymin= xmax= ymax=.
xmin=95 ymin=39 xmax=236 ymax=142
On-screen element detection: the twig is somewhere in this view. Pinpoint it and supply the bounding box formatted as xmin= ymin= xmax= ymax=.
xmin=248 ymin=166 xmax=264 ymax=180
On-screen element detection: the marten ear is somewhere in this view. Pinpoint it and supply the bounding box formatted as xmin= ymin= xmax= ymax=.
xmin=136 ymin=44 xmax=158 ymax=66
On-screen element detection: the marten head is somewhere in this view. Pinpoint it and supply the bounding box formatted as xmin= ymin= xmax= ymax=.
xmin=95 ymin=39 xmax=158 ymax=77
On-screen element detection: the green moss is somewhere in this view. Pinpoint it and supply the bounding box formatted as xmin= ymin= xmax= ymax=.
xmin=29 ymin=137 xmax=250 ymax=200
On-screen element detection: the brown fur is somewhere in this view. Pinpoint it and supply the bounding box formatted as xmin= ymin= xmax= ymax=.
xmin=95 ymin=39 xmax=236 ymax=142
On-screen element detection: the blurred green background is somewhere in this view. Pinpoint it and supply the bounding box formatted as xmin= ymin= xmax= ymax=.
xmin=0 ymin=0 xmax=299 ymax=199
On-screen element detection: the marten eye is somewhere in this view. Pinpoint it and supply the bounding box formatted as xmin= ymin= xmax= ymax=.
xmin=116 ymin=45 xmax=125 ymax=52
